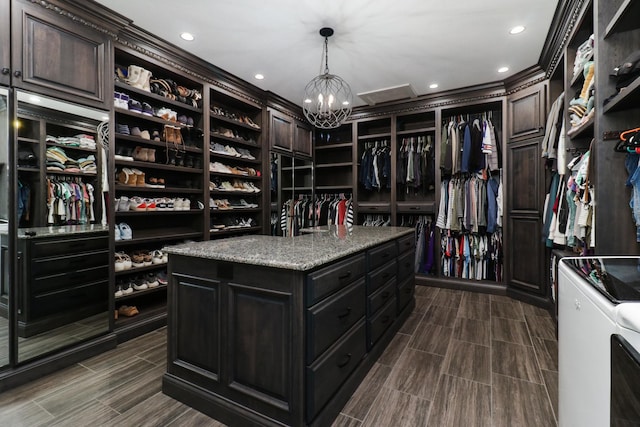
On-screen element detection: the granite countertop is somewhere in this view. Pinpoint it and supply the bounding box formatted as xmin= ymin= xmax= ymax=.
xmin=165 ymin=225 xmax=414 ymax=271
xmin=17 ymin=224 xmax=109 ymax=239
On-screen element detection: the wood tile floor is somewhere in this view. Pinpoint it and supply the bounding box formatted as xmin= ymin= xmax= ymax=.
xmin=0 ymin=287 xmax=558 ymax=426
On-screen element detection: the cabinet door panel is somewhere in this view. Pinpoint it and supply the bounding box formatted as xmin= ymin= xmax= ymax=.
xmin=508 ymin=139 xmax=542 ymax=213
xmin=294 ymin=121 xmax=313 ymax=158
xmin=270 ymin=111 xmax=293 ymax=152
xmin=228 ymin=284 xmax=291 ymax=408
xmin=13 ymin=2 xmax=107 ymax=106
xmin=508 ymin=84 xmax=546 ymax=141
xmin=175 ymin=276 xmax=221 ymax=377
xmin=0 ymin=0 xmax=9 ymax=86
xmin=509 ymin=216 xmax=545 ymax=294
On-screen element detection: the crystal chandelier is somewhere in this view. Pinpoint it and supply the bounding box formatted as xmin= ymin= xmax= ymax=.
xmin=303 ymin=27 xmax=352 ymax=129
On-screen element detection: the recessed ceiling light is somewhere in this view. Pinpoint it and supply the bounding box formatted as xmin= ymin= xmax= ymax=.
xmin=498 ymin=66 xmax=509 ymax=73
xmin=510 ymin=25 xmax=525 ymax=35
xmin=429 ymin=83 xmax=439 ymax=89
xmin=254 ymin=74 xmax=264 ymax=80
xmin=180 ymin=32 xmax=194 ymax=41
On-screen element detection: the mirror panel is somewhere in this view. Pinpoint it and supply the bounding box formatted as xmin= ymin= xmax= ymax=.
xmin=15 ymin=90 xmax=109 ymax=363
xmin=0 ymin=87 xmax=9 ymax=368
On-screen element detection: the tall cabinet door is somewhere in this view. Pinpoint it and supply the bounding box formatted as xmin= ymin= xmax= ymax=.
xmin=0 ymin=1 xmax=9 ymax=86
xmin=11 ymin=0 xmax=109 ymax=107
xmin=507 ymin=137 xmax=546 ymax=296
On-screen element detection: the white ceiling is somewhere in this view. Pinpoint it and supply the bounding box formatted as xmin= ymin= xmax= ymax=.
xmin=94 ymin=0 xmax=559 ymax=107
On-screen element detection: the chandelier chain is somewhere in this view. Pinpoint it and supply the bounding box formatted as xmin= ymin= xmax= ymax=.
xmin=324 ymin=37 xmax=330 ymax=75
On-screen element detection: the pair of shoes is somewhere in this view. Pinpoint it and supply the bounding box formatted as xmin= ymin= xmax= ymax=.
xmin=151 ymin=249 xmax=168 ymax=264
xmin=133 ymin=146 xmax=156 ymax=162
xmin=117 ymin=223 xmax=132 ymax=240
xmin=163 ymin=125 xmax=183 ymax=144
xmin=116 ymin=123 xmax=130 ymax=135
xmin=130 ymin=127 xmax=151 ymax=140
xmin=115 ymin=252 xmax=133 ymax=271
xmin=114 ymin=92 xmax=130 ymax=109
xmin=156 ymin=107 xmax=178 ymax=122
xmin=126 ymin=65 xmax=152 ymax=91
xmin=115 ymin=145 xmax=134 ymax=161
xmin=118 ymin=305 xmax=139 ymax=317
xmin=145 ymin=177 xmax=165 ymax=188
xmin=118 ymin=168 xmax=145 ymax=187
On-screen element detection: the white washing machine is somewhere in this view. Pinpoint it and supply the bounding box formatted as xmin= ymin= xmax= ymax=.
xmin=558 ymin=257 xmax=640 ymax=427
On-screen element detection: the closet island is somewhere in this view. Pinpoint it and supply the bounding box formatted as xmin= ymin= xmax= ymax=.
xmin=162 ymin=225 xmax=415 ymax=427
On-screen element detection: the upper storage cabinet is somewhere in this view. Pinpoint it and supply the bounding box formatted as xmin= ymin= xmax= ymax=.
xmin=507 ymin=83 xmax=546 ymax=141
xmin=0 ymin=1 xmax=9 ymax=86
xmin=268 ymin=108 xmax=313 ymax=159
xmin=11 ymin=0 xmax=109 ymax=108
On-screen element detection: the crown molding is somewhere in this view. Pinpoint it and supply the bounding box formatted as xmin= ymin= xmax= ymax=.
xmin=539 ymin=0 xmax=585 ymax=78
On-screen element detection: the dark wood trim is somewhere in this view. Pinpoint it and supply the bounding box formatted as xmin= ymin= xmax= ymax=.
xmin=506 ymin=286 xmax=555 ymax=311
xmin=538 ymin=0 xmax=585 ymax=77
xmin=415 ymin=276 xmax=508 ymax=296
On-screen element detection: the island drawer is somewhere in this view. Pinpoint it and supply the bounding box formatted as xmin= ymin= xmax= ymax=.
xmin=307 ymin=277 xmax=365 ymax=363
xmin=31 ymin=234 xmax=108 ymax=258
xmin=397 ymin=275 xmax=415 ymax=313
xmin=368 ymin=259 xmax=397 ymax=294
xmin=306 ymin=319 xmax=366 ymax=422
xmin=397 ymin=250 xmax=414 ymax=280
xmin=31 ymin=249 xmax=108 ymax=278
xmin=306 ymin=253 xmax=365 ymax=306
xmin=368 ymin=279 xmax=395 ymax=315
xmin=397 ymin=234 xmax=415 ymax=254
xmin=368 ymin=296 xmax=397 ymax=348
xmin=368 ymin=241 xmax=398 ymax=269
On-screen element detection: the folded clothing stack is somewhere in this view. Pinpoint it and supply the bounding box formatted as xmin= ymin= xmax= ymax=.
xmin=46 ymin=147 xmax=97 ymax=173
xmin=573 ymin=34 xmax=594 ymax=78
xmin=568 ymin=61 xmax=595 ymax=131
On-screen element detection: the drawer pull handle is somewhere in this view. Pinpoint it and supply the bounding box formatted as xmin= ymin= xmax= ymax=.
xmin=381 ymin=273 xmax=389 ymax=279
xmin=381 ymin=291 xmax=390 ymax=299
xmin=381 ymin=253 xmax=389 ymax=258
xmin=337 ymin=307 xmax=352 ymax=319
xmin=338 ymin=271 xmax=351 ymax=280
xmin=381 ymin=315 xmax=391 ymax=324
xmin=337 ymin=353 xmax=352 ymax=368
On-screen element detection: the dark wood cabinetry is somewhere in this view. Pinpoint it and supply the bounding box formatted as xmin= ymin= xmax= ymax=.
xmin=15 ymin=230 xmax=109 ymax=337
xmin=507 ymin=84 xmax=546 ymax=141
xmin=269 ymin=109 xmax=313 ymax=159
xmin=294 ymin=120 xmax=313 ymax=158
xmin=269 ymin=109 xmax=294 ymax=153
xmin=163 ymin=230 xmax=415 ymax=427
xmin=0 ymin=1 xmax=9 ymax=87
xmin=11 ymin=0 xmax=109 ymax=107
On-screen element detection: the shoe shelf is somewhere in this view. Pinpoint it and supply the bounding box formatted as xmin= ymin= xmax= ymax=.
xmin=209 ymin=171 xmax=261 ymax=181
xmin=211 ymin=208 xmax=261 ymax=214
xmin=603 ymin=75 xmax=640 ymax=114
xmin=115 ymin=229 xmax=203 ymax=246
xmin=211 ymin=132 xmax=259 ymax=148
xmin=116 ymin=134 xmax=203 ymax=154
xmin=117 ymin=209 xmax=203 ymax=217
xmin=209 ymin=151 xmax=261 ymax=165
xmin=210 ymin=189 xmax=261 ymax=196
xmin=115 ymin=302 xmax=166 ymax=329
xmin=211 ymin=112 xmax=261 ymax=132
xmin=114 ymin=184 xmax=203 ymax=194
xmin=115 ymin=262 xmax=168 ymax=276
xmin=115 ymin=284 xmax=167 ymax=302
xmin=115 ymin=159 xmax=204 ymax=174
xmin=209 ymin=226 xmax=262 ymax=236
xmin=115 ymin=107 xmax=195 ymax=129
xmin=115 ymin=81 xmax=203 ymax=114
